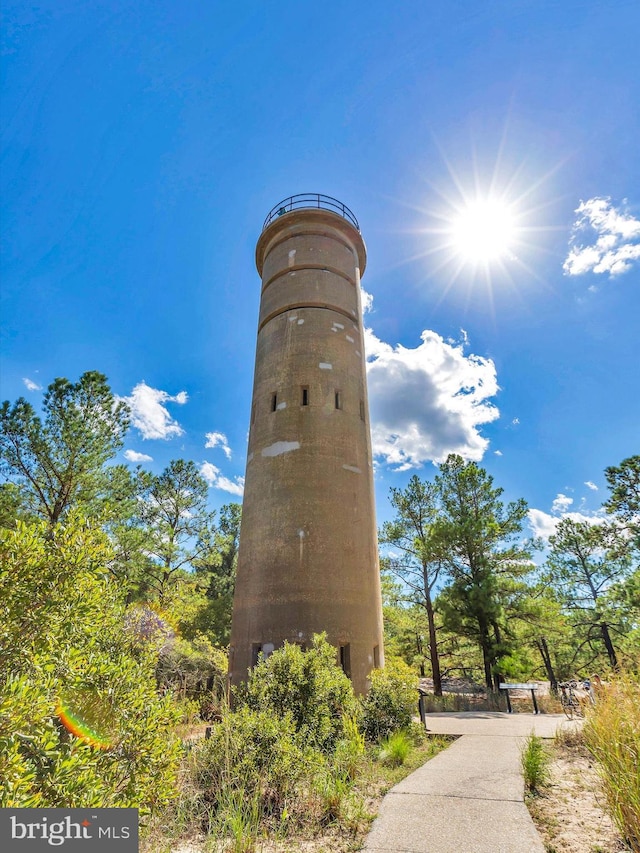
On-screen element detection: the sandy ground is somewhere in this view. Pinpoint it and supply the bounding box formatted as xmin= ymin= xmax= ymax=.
xmin=527 ymin=738 xmax=627 ymax=853
xmin=419 ymin=676 xmax=485 ymax=694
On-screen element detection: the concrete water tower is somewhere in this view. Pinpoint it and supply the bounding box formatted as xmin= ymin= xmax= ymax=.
xmin=229 ymin=194 xmax=384 ymax=694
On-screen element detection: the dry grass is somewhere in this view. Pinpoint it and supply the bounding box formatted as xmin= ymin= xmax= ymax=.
xmin=421 ymin=692 xmax=503 ymax=713
xmin=526 ymin=728 xmax=628 ymax=853
xmin=419 ymin=680 xmax=570 ymax=715
xmin=532 ymin=692 xmax=564 ymax=715
xmin=584 ymin=676 xmax=640 ymax=851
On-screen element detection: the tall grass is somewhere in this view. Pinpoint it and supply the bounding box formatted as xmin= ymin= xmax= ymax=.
xmin=521 ymin=733 xmax=550 ymax=793
xmin=312 ymin=771 xmax=351 ymax=824
xmin=378 ymin=731 xmax=411 ymax=767
xmin=583 ymin=675 xmax=640 ymax=850
xmin=211 ymin=787 xmax=262 ymax=853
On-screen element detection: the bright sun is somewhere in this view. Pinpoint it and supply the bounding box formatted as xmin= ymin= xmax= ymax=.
xmin=411 ymin=141 xmax=557 ymax=297
xmin=450 ymin=198 xmax=517 ymax=264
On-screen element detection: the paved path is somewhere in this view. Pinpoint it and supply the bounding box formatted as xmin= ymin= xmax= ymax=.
xmin=363 ymin=712 xmax=581 ymax=853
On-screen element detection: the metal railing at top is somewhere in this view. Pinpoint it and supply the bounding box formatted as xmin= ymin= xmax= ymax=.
xmin=262 ymin=193 xmax=360 ymax=232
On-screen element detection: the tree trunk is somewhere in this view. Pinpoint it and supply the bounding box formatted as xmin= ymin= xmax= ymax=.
xmin=425 ymin=594 xmax=442 ymax=696
xmin=535 ymin=637 xmax=558 ymax=692
xmin=478 ymin=615 xmax=494 ymax=692
xmin=415 ymin=633 xmax=426 ymax=677
xmin=492 ymin=621 xmax=504 ymax=693
xmin=481 ymin=644 xmax=494 ymax=693
xmin=600 ymin=622 xmax=618 ymax=669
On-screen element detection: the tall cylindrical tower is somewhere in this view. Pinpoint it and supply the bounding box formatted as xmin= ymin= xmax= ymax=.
xmin=229 ymin=194 xmax=384 ymax=694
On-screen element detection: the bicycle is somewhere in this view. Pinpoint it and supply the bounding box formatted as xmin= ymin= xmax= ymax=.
xmin=558 ymin=680 xmax=584 ymax=720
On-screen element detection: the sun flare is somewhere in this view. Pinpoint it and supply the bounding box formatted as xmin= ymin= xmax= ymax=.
xmin=450 ymin=199 xmax=517 ymax=263
xmin=405 ymin=137 xmax=561 ymax=305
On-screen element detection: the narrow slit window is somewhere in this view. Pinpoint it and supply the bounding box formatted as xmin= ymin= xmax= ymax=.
xmin=335 ymin=390 xmax=342 ymax=410
xmin=359 ymin=399 xmax=365 ymax=421
xmin=251 ymin=401 xmax=257 ymax=424
xmin=339 ymin=644 xmax=351 ymax=677
xmin=271 ymin=393 xmax=278 ymax=412
xmin=301 ymin=387 xmax=309 ymax=406
xmin=251 ymin=643 xmax=262 ymax=667
xmin=373 ymin=645 xmax=380 ymax=668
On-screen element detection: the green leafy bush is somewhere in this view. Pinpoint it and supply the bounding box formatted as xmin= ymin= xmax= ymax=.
xmin=405 ymin=720 xmax=428 ymax=745
xmin=359 ymin=658 xmax=418 ymax=742
xmin=235 ymin=634 xmax=359 ymax=753
xmin=333 ymin=714 xmax=365 ymax=780
xmin=0 ymin=516 xmax=181 ymax=811
xmin=190 ymin=706 xmax=324 ymax=817
xmin=186 ymin=637 xmax=365 ymax=839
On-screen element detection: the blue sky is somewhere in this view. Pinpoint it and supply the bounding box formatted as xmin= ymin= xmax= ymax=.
xmin=2 ymin=0 xmax=639 ymax=540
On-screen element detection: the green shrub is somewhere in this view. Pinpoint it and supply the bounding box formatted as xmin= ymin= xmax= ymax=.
xmin=235 ymin=634 xmax=358 ymax=753
xmin=186 ymin=639 xmax=369 ymax=840
xmin=406 ymin=720 xmax=428 ymax=745
xmin=521 ymin=733 xmax=550 ymax=793
xmin=187 ymin=703 xmax=368 ymax=839
xmin=360 ymin=658 xmax=417 ymax=742
xmin=156 ymin=633 xmax=228 ymax=719
xmin=378 ymin=731 xmax=411 ymax=767
xmin=190 ymin=706 xmax=325 ymax=817
xmin=333 ymin=714 xmax=365 ymax=780
xmin=0 ymin=517 xmax=181 ymax=812
xmin=584 ymin=674 xmax=640 ymax=849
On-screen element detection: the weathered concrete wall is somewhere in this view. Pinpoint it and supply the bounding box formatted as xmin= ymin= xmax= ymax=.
xmin=229 ymin=207 xmax=384 ymax=694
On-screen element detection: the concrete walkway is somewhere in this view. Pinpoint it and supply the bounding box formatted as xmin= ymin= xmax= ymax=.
xmin=363 ymin=712 xmax=581 ymax=853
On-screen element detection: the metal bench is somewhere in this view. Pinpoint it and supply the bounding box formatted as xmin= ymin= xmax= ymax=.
xmin=499 ymin=682 xmax=540 ymax=714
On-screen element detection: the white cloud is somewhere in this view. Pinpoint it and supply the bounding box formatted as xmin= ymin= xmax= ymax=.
xmin=494 ymin=450 xmax=503 ymax=456
xmin=528 ymin=509 xmax=560 ymax=541
xmin=216 ymin=474 xmax=245 ymax=496
xmin=364 ymin=328 xmax=499 ymax=468
xmin=551 ymin=493 xmax=573 ymax=514
xmin=119 ymin=382 xmax=188 ymax=440
xmin=529 ymin=507 xmax=606 ymax=541
xmin=512 ymin=418 xmax=520 ymax=426
xmin=200 ymin=462 xmax=218 ymax=484
xmin=124 ymin=449 xmax=153 ymax=463
xmin=360 ymin=287 xmax=374 ymax=314
xmin=563 ymin=197 xmax=640 ymax=277
xmin=205 ymin=431 xmax=232 ymax=458
xmin=200 ymin=462 xmax=244 ymax=496
xmin=585 ymin=481 xmax=598 ymax=491
xmin=529 ymin=489 xmax=607 ymax=542
xmin=22 ymin=378 xmax=42 ymax=391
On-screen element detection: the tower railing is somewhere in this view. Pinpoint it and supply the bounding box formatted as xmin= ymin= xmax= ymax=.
xmin=262 ymin=193 xmax=360 ymax=232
